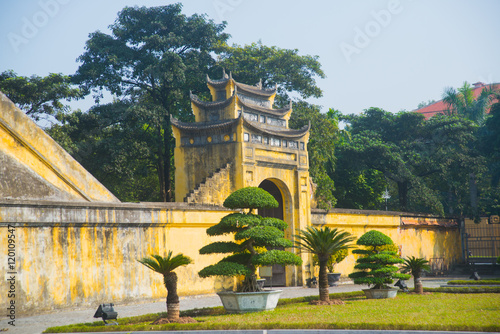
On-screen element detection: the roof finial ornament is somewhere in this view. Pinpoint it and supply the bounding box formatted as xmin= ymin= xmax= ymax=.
xmin=229 ymin=71 xmax=233 ymax=80
xmin=222 ymin=68 xmax=228 ymax=79
xmin=256 ymin=79 xmax=262 ymax=89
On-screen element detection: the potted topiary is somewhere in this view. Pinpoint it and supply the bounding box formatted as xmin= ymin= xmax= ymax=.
xmin=198 ymin=187 xmax=302 ymax=313
xmin=348 ymin=230 xmax=410 ymax=299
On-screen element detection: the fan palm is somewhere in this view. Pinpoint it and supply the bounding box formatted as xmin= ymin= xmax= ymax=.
xmin=138 ymin=251 xmax=193 ymax=320
xmin=401 ymin=256 xmax=430 ymax=294
xmin=295 ymin=227 xmax=355 ymax=302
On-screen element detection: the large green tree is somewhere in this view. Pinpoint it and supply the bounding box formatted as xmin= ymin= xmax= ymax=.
xmin=289 ymin=102 xmax=338 ymax=209
xmin=72 ymin=3 xmax=229 ymax=201
xmin=479 ymin=100 xmax=500 ymax=216
xmin=338 ymin=108 xmax=482 ymax=215
xmin=48 ymin=100 xmax=161 ymax=202
xmin=0 ymin=70 xmax=82 ymax=122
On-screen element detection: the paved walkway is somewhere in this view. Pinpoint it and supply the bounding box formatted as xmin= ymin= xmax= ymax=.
xmin=0 ymin=277 xmax=472 ymax=334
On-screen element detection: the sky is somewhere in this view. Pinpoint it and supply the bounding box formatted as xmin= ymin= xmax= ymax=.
xmin=1 ymin=0 xmax=500 ymax=116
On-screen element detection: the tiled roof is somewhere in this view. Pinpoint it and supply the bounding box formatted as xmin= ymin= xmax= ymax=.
xmin=171 ymin=115 xmax=240 ymax=134
xmin=414 ymin=83 xmax=500 ymax=119
xmin=206 ymin=72 xmax=231 ymax=88
xmin=239 ymin=98 xmax=291 ymax=117
xmin=234 ymin=81 xmax=277 ymax=97
xmin=400 ymin=217 xmax=458 ymax=228
xmin=206 ymin=71 xmax=277 ymax=97
xmin=190 ymin=91 xmax=235 ymax=109
xmin=243 ymin=118 xmax=310 ymax=139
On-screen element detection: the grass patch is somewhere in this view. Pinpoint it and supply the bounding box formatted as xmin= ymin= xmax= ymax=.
xmin=425 ymin=286 xmax=500 ymax=293
xmin=447 ymin=279 xmax=500 ymax=285
xmin=44 ymin=292 xmax=500 ymax=333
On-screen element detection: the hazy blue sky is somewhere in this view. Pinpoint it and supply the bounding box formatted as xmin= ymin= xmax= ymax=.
xmin=1 ymin=0 xmax=499 ymax=115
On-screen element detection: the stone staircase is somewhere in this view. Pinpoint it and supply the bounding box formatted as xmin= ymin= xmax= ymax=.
xmin=184 ymin=163 xmax=233 ymax=205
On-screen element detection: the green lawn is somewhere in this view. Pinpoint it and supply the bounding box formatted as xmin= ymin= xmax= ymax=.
xmin=44 ymin=292 xmax=500 ymax=333
xmin=447 ymin=279 xmax=500 ymax=285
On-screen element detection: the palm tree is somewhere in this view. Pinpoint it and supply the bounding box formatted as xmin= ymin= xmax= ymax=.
xmin=442 ymin=82 xmax=496 ymax=124
xmin=138 ymin=251 xmax=193 ymax=320
xmin=401 ymin=256 xmax=430 ymax=294
xmin=295 ymin=227 xmax=355 ymax=302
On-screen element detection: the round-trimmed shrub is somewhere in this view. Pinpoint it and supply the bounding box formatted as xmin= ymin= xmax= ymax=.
xmin=349 ymin=230 xmax=410 ymax=289
xmin=223 ymin=187 xmax=278 ymax=211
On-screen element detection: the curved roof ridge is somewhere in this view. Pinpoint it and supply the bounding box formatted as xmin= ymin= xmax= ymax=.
xmin=206 ymin=73 xmax=230 ymax=88
xmin=171 ymin=115 xmax=240 ymax=133
xmin=190 ymin=91 xmax=235 ymax=109
xmin=243 ymin=118 xmax=310 ymax=139
xmin=234 ymin=81 xmax=277 ymax=97
xmin=238 ymin=98 xmax=291 ymax=116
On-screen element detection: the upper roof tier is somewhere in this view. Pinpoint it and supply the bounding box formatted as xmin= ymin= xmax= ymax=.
xmin=206 ymin=70 xmax=277 ymax=98
xmin=192 ymin=70 xmax=291 ymax=123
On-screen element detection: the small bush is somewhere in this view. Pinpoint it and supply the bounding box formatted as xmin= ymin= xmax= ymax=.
xmin=447 ymin=279 xmax=500 ymax=285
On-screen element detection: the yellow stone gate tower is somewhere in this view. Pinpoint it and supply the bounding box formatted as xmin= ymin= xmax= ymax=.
xmin=172 ymin=71 xmax=311 ymax=286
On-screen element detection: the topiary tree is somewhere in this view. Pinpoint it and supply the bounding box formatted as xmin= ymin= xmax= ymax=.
xmin=348 ymin=230 xmax=410 ymax=289
xmin=199 ymin=187 xmax=302 ymax=292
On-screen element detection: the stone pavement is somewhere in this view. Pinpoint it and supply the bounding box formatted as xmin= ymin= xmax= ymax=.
xmin=0 ymin=277 xmax=470 ymax=334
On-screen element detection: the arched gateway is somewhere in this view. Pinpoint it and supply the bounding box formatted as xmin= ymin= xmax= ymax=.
xmin=171 ymin=70 xmax=311 ymax=286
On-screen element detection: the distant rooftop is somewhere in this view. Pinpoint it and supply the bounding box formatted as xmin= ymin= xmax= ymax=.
xmin=414 ymin=82 xmax=500 ymax=120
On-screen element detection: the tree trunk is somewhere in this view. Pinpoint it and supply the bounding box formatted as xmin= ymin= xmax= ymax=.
xmin=163 ymin=116 xmax=172 ymax=202
xmin=164 ymin=272 xmax=180 ymax=320
xmin=397 ymin=181 xmax=408 ymax=212
xmin=414 ymin=276 xmax=423 ymax=294
xmin=318 ymin=260 xmax=329 ymax=302
xmin=447 ymin=186 xmax=454 ymax=215
xmin=469 ymin=173 xmax=478 ymax=217
xmin=157 ymin=126 xmax=167 ymax=202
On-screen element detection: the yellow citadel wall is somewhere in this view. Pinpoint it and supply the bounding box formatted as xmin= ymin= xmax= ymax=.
xmin=311 ymin=209 xmax=462 ymax=278
xmin=0 ymin=92 xmax=119 ymax=203
xmin=0 ymin=201 xmax=236 ymax=314
xmin=0 ymin=201 xmax=461 ymax=315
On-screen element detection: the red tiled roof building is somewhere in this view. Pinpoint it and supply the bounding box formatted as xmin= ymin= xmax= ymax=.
xmin=414 ymin=82 xmax=500 ymax=120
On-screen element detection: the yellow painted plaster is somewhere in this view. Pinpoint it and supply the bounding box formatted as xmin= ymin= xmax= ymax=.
xmin=0 ymin=93 xmax=119 ymax=202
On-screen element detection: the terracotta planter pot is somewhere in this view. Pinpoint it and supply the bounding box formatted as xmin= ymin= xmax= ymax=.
xmin=362 ymin=288 xmax=398 ymax=299
xmin=217 ymin=290 xmax=282 ymax=313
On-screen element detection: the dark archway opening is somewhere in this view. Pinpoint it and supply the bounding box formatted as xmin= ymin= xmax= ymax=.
xmin=258 ymin=179 xmax=286 ymax=286
xmin=259 ymin=180 xmax=284 ymax=220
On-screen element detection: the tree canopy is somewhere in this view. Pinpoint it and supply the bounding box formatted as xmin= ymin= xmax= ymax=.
xmin=72 ymin=3 xmax=230 ymax=201
xmin=0 ymin=70 xmax=83 ymax=122
xmin=335 ymin=108 xmax=483 ymax=215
